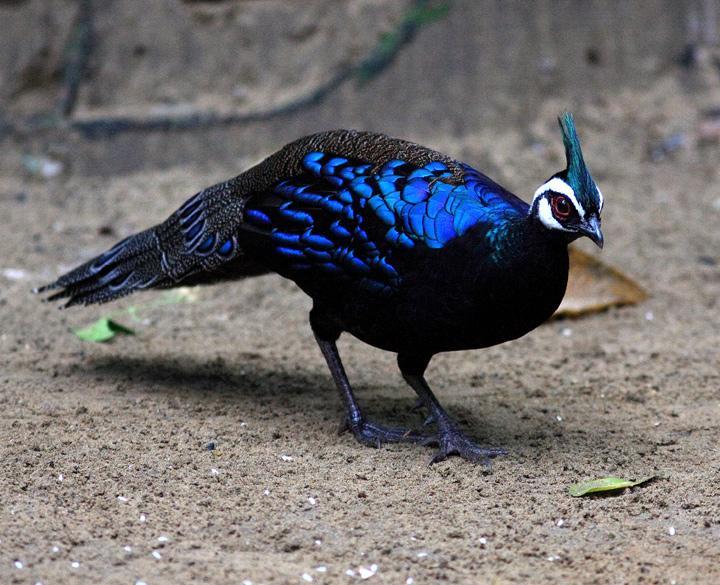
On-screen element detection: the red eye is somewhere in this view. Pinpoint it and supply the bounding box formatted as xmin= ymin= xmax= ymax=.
xmin=551 ymin=195 xmax=572 ymax=219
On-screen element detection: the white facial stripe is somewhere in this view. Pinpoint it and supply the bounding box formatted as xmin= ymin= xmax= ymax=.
xmin=532 ymin=177 xmax=586 ymax=220
xmin=537 ymin=197 xmax=573 ymax=232
xmin=596 ymin=186 xmax=604 ymax=212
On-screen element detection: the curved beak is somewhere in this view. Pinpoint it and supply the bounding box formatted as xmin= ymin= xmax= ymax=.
xmin=579 ymin=215 xmax=604 ymax=248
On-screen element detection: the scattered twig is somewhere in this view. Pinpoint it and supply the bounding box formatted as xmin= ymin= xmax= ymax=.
xmin=58 ymin=0 xmax=94 ymax=118
xmin=2 ymin=0 xmax=450 ymax=140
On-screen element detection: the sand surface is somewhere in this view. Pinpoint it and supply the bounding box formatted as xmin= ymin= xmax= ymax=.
xmin=2 ymin=71 xmax=720 ymax=584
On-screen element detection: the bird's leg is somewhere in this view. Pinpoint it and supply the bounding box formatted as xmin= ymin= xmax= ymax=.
xmin=399 ymin=355 xmax=507 ymax=465
xmin=312 ymin=331 xmax=427 ymax=448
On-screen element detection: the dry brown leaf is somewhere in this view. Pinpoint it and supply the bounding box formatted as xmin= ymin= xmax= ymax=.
xmin=555 ymin=247 xmax=648 ymax=318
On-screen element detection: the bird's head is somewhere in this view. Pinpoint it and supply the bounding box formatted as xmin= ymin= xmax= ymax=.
xmin=530 ymin=113 xmax=604 ymax=248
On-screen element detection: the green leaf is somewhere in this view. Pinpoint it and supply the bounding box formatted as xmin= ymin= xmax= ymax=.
xmin=73 ymin=318 xmax=134 ymax=343
xmin=568 ymin=476 xmax=655 ymax=497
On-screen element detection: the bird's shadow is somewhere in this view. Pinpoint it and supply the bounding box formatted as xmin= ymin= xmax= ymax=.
xmin=79 ymin=353 xmax=425 ymax=429
xmin=72 ymin=353 xmax=626 ymax=456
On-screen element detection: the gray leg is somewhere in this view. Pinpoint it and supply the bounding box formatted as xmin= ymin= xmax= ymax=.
xmin=313 ymin=333 xmax=427 ymax=448
xmin=400 ymin=355 xmax=507 ymax=465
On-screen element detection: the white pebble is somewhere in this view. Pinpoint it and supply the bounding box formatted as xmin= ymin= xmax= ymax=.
xmin=57 ymin=474 xmax=64 ymax=482
xmin=14 ymin=560 xmax=23 ymax=569
xmin=117 ymin=496 xmax=128 ymax=502
xmin=416 ymin=551 xmax=428 ymax=558
xmin=547 ymin=555 xmax=559 ymax=561
xmin=654 ymin=421 xmax=661 ymax=427
xmin=345 ymin=569 xmax=356 ymax=577
xmin=2 ymin=268 xmax=27 ymax=281
xmin=556 ymin=519 xmax=564 ymax=527
xmin=135 ymin=581 xmax=147 ymax=585
xmin=315 ymin=566 xmax=327 ymax=572
xmin=71 ymin=561 xmax=80 ymax=568
xmin=211 ymin=468 xmax=219 ymax=476
xmin=123 ymin=546 xmax=132 ymax=553
xmin=556 ymin=415 xmax=563 ymax=422
xmin=158 ymin=536 xmax=169 ymax=543
xmin=280 ymin=455 xmax=293 ymax=462
xmin=139 ymin=514 xmax=147 ymax=523
xmin=668 ymin=526 xmax=676 ymax=536
xmin=478 ymin=537 xmax=487 ymax=545
xmin=152 ymin=550 xmax=162 ymax=560
xmin=314 ymin=540 xmax=322 ymax=546
xmin=645 ymin=311 xmax=655 ymax=321
xmin=358 ymin=564 xmax=378 ymax=579
xmin=263 ymin=489 xmax=270 ymax=496
xmin=561 ymin=328 xmax=572 ymax=337
xmin=406 ymin=578 xmax=414 ymax=585
xmin=51 ymin=546 xmax=60 ymax=553
xmin=242 ymin=580 xmax=252 ymax=585
xmin=302 ymin=573 xmax=313 ymax=582
xmin=308 ymin=497 xmax=317 ymax=506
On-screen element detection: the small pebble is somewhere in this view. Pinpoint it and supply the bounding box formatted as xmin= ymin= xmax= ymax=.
xmin=152 ymin=550 xmax=162 ymax=560
xmin=117 ymin=496 xmax=128 ymax=502
xmin=557 ymin=519 xmax=564 ymax=527
xmin=14 ymin=560 xmax=23 ymax=569
xmin=478 ymin=537 xmax=487 ymax=545
xmin=345 ymin=569 xmax=356 ymax=577
xmin=358 ymin=564 xmax=378 ymax=579
xmin=308 ymin=497 xmax=317 ymax=506
xmin=561 ymin=327 xmax=572 ymax=337
xmin=406 ymin=578 xmax=414 ymax=585
xmin=211 ymin=468 xmax=219 ymax=476
xmin=1 ymin=268 xmax=27 ymax=281
xmin=302 ymin=574 xmax=313 ymax=582
xmin=158 ymin=536 xmax=169 ymax=543
xmin=71 ymin=561 xmax=80 ymax=568
xmin=280 ymin=455 xmax=293 ymax=462
xmin=668 ymin=526 xmax=676 ymax=536
xmin=645 ymin=311 xmax=655 ymax=321
xmin=139 ymin=514 xmax=147 ymax=523
xmin=417 ymin=551 xmax=428 ymax=558
xmin=315 ymin=566 xmax=327 ymax=572
xmin=242 ymin=580 xmax=253 ymax=585
xmin=135 ymin=581 xmax=147 ymax=585
xmin=314 ymin=540 xmax=322 ymax=546
xmin=123 ymin=546 xmax=132 ymax=553
xmin=556 ymin=415 xmax=563 ymax=422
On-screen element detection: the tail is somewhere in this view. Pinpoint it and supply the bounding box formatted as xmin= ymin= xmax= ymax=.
xmin=37 ymin=182 xmax=267 ymax=307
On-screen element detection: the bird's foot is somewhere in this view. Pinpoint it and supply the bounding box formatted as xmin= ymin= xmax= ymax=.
xmin=425 ymin=424 xmax=507 ymax=465
xmin=339 ymin=416 xmax=428 ymax=448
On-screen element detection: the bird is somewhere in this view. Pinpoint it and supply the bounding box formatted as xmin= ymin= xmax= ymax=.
xmin=37 ymin=113 xmax=604 ymax=465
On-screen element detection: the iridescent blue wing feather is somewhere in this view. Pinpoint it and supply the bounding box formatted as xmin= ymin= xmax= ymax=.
xmin=240 ymin=152 xmax=528 ymax=296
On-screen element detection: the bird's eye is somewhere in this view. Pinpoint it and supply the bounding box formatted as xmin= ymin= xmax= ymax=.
xmin=551 ymin=194 xmax=572 ymax=219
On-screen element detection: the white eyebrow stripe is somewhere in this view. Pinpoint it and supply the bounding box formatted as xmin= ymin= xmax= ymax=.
xmin=532 ymin=177 xmax=586 ymax=219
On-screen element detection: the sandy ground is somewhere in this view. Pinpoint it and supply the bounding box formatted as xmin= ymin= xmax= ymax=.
xmin=2 ymin=70 xmax=720 ymax=584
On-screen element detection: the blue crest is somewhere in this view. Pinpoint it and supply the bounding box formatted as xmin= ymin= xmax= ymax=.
xmin=559 ymin=113 xmax=602 ymax=214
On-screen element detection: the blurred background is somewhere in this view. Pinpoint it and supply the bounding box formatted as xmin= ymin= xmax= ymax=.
xmin=1 ymin=0 xmax=719 ymax=177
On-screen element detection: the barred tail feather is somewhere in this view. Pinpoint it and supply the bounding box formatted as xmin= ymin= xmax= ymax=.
xmin=36 ymin=226 xmax=172 ymax=307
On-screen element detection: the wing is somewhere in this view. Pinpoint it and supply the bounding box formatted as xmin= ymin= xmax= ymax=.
xmin=239 ymin=151 xmax=528 ymax=298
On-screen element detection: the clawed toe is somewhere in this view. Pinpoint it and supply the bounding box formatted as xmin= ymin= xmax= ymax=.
xmin=429 ymin=427 xmax=507 ymax=465
xmin=339 ymin=416 xmax=429 ymax=448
